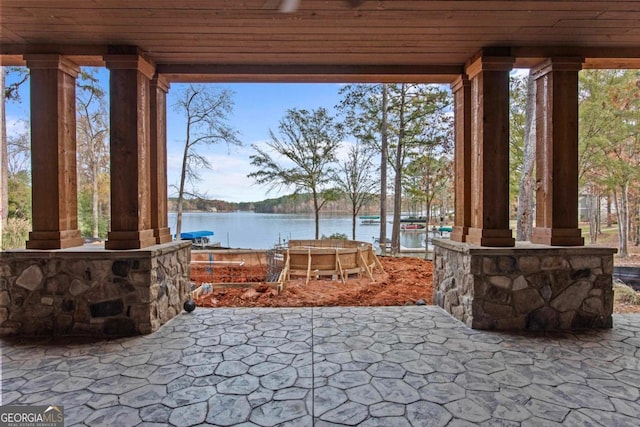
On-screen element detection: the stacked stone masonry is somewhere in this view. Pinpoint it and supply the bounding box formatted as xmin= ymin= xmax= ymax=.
xmin=433 ymin=240 xmax=617 ymax=331
xmin=0 ymin=241 xmax=191 ymax=337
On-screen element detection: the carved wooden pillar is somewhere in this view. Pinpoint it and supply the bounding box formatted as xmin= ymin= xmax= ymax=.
xmin=530 ymin=58 xmax=585 ymax=246
xmin=104 ymin=54 xmax=156 ymax=249
xmin=150 ymin=75 xmax=172 ymax=244
xmin=465 ymin=55 xmax=515 ymax=247
xmin=450 ymin=75 xmax=471 ymax=243
xmin=25 ymin=55 xmax=84 ymax=249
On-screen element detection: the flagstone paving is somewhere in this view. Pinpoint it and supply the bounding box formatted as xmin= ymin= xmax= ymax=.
xmin=2 ymin=306 xmax=639 ymax=426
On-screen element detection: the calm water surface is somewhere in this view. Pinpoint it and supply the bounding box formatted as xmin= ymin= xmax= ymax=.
xmin=168 ymin=211 xmax=427 ymax=249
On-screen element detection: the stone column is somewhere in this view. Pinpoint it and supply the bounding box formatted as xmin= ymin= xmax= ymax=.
xmin=450 ymin=75 xmax=471 ymax=243
xmin=149 ymin=75 xmax=172 ymax=244
xmin=24 ymin=55 xmax=84 ymax=249
xmin=104 ymin=54 xmax=156 ymax=249
xmin=465 ymin=55 xmax=515 ymax=247
xmin=530 ymin=58 xmax=585 ymax=246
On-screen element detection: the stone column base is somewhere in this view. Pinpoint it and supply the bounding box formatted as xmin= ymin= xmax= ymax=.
xmin=433 ymin=239 xmax=616 ymax=330
xmin=0 ymin=241 xmax=192 ymax=337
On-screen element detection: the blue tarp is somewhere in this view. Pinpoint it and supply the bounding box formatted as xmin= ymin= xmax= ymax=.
xmin=180 ymin=230 xmax=215 ymax=240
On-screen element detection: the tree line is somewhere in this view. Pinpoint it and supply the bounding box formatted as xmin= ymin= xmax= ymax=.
xmin=167 ymin=193 xmax=383 ymax=215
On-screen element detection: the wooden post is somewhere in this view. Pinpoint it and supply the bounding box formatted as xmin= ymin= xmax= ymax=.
xmin=104 ymin=53 xmax=157 ymax=249
xmin=465 ymin=54 xmax=515 ymax=247
xmin=150 ymin=75 xmax=172 ymax=244
xmin=281 ymin=249 xmax=291 ymax=284
xmin=25 ymin=54 xmax=84 ymax=249
xmin=530 ymin=57 xmax=585 ymax=246
xmin=373 ymin=252 xmax=385 ymax=274
xmin=359 ymin=251 xmax=375 ymax=281
xmin=305 ymin=249 xmax=312 ymax=285
xmin=450 ymin=75 xmax=471 ymax=243
xmin=336 ymin=249 xmax=345 ymax=283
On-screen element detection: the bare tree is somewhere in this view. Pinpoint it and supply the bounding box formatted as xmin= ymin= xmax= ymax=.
xmin=76 ymin=68 xmax=109 ymax=238
xmin=173 ymin=84 xmax=241 ymax=237
xmin=379 ymin=85 xmax=389 ymax=251
xmin=516 ymin=72 xmax=536 ymax=241
xmin=339 ymin=83 xmax=451 ymax=254
xmin=333 ymin=142 xmax=378 ymax=240
xmin=1 ymin=68 xmax=7 ymax=245
xmin=248 ymin=107 xmax=344 ymax=239
xmin=387 ymin=84 xmax=451 ymax=254
xmin=1 ymin=66 xmax=29 ymax=248
xmin=6 ymin=127 xmax=30 ymax=174
xmin=339 ymin=83 xmax=390 ymax=250
xmin=4 ymin=126 xmax=32 ymax=231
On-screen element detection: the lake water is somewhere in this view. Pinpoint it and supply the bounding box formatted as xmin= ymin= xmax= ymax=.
xmin=168 ymin=211 xmax=428 ymax=249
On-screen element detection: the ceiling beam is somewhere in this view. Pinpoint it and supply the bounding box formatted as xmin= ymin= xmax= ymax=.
xmin=157 ymin=64 xmax=463 ymax=83
xmin=512 ymin=46 xmax=640 ymax=69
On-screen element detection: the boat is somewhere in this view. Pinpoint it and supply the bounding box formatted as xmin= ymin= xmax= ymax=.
xmin=400 ymin=216 xmax=427 ymax=223
xmin=401 ymin=223 xmax=426 ymax=230
xmin=179 ymin=230 xmax=221 ymax=249
xmin=359 ymin=215 xmax=380 ymax=225
xmin=429 ymin=226 xmax=453 ymax=236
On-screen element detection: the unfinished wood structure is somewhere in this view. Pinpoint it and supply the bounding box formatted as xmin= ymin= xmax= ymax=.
xmin=285 ymin=240 xmax=382 ymax=285
xmin=1 ymin=1 xmax=637 ymax=332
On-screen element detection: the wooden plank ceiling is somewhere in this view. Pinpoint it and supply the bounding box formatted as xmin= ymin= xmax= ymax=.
xmin=1 ymin=0 xmax=640 ymax=81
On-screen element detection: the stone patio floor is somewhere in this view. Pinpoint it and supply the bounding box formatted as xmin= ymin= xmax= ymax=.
xmin=1 ymin=306 xmax=640 ymax=426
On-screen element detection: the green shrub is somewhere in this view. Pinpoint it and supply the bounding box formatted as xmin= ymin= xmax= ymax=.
xmin=321 ymin=232 xmax=348 ymax=240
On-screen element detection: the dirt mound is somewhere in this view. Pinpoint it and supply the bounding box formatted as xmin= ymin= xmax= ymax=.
xmin=193 ymin=256 xmax=433 ymax=308
xmin=191 ymin=264 xmax=266 ymax=283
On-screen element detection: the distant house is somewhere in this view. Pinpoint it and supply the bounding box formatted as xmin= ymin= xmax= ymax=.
xmin=579 ymin=194 xmax=617 ymax=223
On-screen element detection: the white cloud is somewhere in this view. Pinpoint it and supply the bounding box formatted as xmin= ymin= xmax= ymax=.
xmin=6 ymin=116 xmax=29 ymax=136
xmin=335 ymin=140 xmax=355 ymax=162
xmin=199 ymin=155 xmax=263 ymax=202
xmin=166 ymin=145 xmax=288 ymax=202
xmin=166 ymin=136 xmax=359 ymax=203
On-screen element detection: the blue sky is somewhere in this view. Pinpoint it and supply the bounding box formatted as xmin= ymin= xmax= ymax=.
xmin=4 ymin=68 xmax=348 ymax=202
xmin=166 ymin=82 xmax=347 ymax=202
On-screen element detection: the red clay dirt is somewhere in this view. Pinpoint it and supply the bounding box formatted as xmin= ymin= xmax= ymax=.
xmin=191 ymin=255 xmax=640 ymax=313
xmin=192 ymin=256 xmax=433 ymax=308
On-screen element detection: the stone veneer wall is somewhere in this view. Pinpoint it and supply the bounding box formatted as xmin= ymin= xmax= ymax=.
xmin=0 ymin=241 xmax=191 ymax=337
xmin=433 ymin=239 xmax=617 ymax=331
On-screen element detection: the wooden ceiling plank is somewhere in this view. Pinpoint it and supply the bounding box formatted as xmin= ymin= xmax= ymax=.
xmin=2 ymin=24 xmax=527 ymax=36
xmin=4 ymin=0 xmax=639 ymax=12
xmin=3 ymin=16 xmax=578 ymax=28
xmin=2 ymin=1 xmax=640 ymax=70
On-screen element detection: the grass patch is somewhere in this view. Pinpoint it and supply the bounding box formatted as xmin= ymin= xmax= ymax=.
xmin=614 ymin=282 xmax=640 ymax=305
xmin=1 ymin=218 xmax=31 ymax=250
